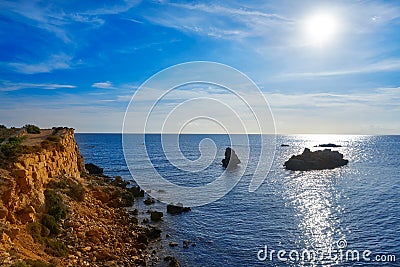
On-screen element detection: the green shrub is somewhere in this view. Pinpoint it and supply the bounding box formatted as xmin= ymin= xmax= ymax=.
xmin=0 ymin=125 xmax=6 ymax=129
xmin=47 ymin=179 xmax=68 ymax=189
xmin=44 ymin=190 xmax=66 ymax=222
xmin=67 ymin=181 xmax=86 ymax=202
xmin=28 ymin=222 xmax=45 ymax=243
xmin=40 ymin=140 xmax=64 ymax=152
xmin=25 ymin=124 xmax=41 ymax=134
xmin=41 ymin=214 xmax=59 ymax=235
xmin=0 ymin=135 xmax=41 ymax=168
xmin=46 ymin=135 xmax=60 ymax=142
xmin=10 ymin=261 xmax=30 ymax=267
xmin=45 ymin=239 xmax=68 ymax=257
xmin=11 ymin=259 xmax=56 ymax=267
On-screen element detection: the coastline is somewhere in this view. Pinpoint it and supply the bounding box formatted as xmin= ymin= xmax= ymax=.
xmin=0 ymin=127 xmax=179 ymax=266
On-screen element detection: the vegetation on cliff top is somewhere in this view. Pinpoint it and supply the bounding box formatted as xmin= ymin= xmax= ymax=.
xmin=25 ymin=124 xmax=41 ymax=134
xmin=0 ymin=125 xmax=66 ymax=168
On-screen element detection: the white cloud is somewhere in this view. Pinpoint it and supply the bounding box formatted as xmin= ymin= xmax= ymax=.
xmin=143 ymin=2 xmax=293 ymax=41
xmin=91 ymin=81 xmax=115 ymax=89
xmin=0 ymin=80 xmax=76 ymax=91
xmin=0 ymin=0 xmax=107 ymax=42
xmin=278 ymin=59 xmax=400 ymax=79
xmin=81 ymin=0 xmax=141 ymax=16
xmin=7 ymin=54 xmax=73 ymax=74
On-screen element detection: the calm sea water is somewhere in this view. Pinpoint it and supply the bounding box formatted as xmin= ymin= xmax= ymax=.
xmin=75 ymin=134 xmax=400 ymax=266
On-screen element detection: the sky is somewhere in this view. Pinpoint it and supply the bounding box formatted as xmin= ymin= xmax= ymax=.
xmin=0 ymin=0 xmax=399 ymax=134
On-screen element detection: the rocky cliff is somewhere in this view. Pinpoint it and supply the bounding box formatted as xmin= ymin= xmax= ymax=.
xmin=1 ymin=128 xmax=85 ymax=225
xmin=0 ymin=127 xmax=175 ymax=266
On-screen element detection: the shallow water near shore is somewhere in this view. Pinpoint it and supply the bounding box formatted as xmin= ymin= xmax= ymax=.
xmin=75 ymin=134 xmax=400 ymax=266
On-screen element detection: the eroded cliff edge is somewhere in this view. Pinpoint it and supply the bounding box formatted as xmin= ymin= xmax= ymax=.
xmin=0 ymin=127 xmax=173 ymax=266
xmin=1 ymin=128 xmax=85 ymax=225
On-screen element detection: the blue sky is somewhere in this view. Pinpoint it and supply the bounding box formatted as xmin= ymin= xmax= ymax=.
xmin=0 ymin=0 xmax=399 ymax=134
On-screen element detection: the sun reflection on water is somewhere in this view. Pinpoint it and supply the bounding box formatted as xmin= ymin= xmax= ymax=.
xmin=281 ymin=135 xmax=369 ymax=266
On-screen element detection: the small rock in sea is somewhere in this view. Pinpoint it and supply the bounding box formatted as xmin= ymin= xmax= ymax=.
xmin=315 ymin=143 xmax=342 ymax=147
xmin=144 ymin=197 xmax=155 ymax=205
xmin=143 ymin=218 xmax=149 ymax=223
xmin=281 ymin=144 xmax=289 ymax=147
xmin=111 ymin=176 xmax=128 ymax=187
xmin=145 ymin=226 xmax=162 ymax=240
xmin=131 ymin=209 xmax=139 ymax=215
xmin=167 ymin=204 xmax=191 ymax=215
xmin=150 ymin=211 xmax=163 ymax=222
xmin=169 ymin=242 xmax=178 ymax=247
xmin=164 ymin=256 xmax=181 ymax=267
xmin=165 ymin=233 xmax=170 ymax=238
xmin=284 ymin=148 xmax=349 ymax=171
xmin=129 ymin=186 xmax=145 ymax=197
xmin=221 ymin=147 xmax=241 ymax=168
xmin=85 ymin=163 xmax=103 ymax=175
xmin=182 ymin=240 xmax=191 ymax=249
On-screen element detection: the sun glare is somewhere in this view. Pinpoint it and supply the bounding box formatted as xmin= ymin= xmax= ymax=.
xmin=305 ymin=13 xmax=338 ymax=45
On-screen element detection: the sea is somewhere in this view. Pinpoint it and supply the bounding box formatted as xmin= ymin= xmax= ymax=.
xmin=75 ymin=134 xmax=400 ymax=267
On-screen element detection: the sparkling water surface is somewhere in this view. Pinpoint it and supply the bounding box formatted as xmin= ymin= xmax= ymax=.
xmin=75 ymin=134 xmax=400 ymax=266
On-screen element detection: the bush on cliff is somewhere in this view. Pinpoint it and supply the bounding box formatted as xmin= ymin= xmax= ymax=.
xmin=44 ymin=189 xmax=67 ymax=222
xmin=66 ymin=181 xmax=86 ymax=202
xmin=47 ymin=179 xmax=86 ymax=202
xmin=41 ymin=214 xmax=59 ymax=235
xmin=0 ymin=136 xmax=25 ymax=165
xmin=11 ymin=259 xmax=55 ymax=267
xmin=28 ymin=222 xmax=45 ymax=243
xmin=40 ymin=139 xmax=64 ymax=152
xmin=25 ymin=124 xmax=41 ymax=134
xmin=46 ymin=135 xmax=60 ymax=142
xmin=45 ymin=239 xmax=68 ymax=257
xmin=0 ymin=136 xmax=41 ymax=167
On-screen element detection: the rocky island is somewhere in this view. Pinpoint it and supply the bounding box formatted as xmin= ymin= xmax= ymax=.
xmin=284 ymin=148 xmax=349 ymax=171
xmin=0 ymin=125 xmax=179 ymax=267
xmin=221 ymin=147 xmax=240 ymax=168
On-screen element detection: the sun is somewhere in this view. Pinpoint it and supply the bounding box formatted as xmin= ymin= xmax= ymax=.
xmin=304 ymin=13 xmax=338 ymax=45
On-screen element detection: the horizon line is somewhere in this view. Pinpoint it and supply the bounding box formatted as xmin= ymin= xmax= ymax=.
xmin=75 ymin=132 xmax=399 ymax=136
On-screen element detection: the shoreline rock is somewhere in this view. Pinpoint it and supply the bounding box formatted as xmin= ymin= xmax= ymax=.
xmin=167 ymin=204 xmax=191 ymax=215
xmin=0 ymin=126 xmax=176 ymax=266
xmin=85 ymin=163 xmax=103 ymax=175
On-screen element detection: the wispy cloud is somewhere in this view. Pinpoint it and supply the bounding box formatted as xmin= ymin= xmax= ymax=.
xmin=0 ymin=80 xmax=76 ymax=91
xmin=6 ymin=54 xmax=73 ymax=74
xmin=0 ymin=0 xmax=106 ymax=42
xmin=91 ymin=81 xmax=116 ymax=89
xmin=81 ymin=0 xmax=141 ymax=16
xmin=116 ymin=39 xmax=181 ymax=54
xmin=279 ymin=59 xmax=400 ymax=79
xmin=267 ymin=90 xmax=395 ymax=109
xmin=143 ymin=2 xmax=293 ymax=40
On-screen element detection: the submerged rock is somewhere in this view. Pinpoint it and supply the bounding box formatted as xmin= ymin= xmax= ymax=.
xmin=221 ymin=147 xmax=241 ymax=168
xmin=150 ymin=211 xmax=163 ymax=222
xmin=284 ymin=148 xmax=348 ymax=171
xmin=144 ymin=197 xmax=155 ymax=205
xmin=167 ymin=204 xmax=191 ymax=215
